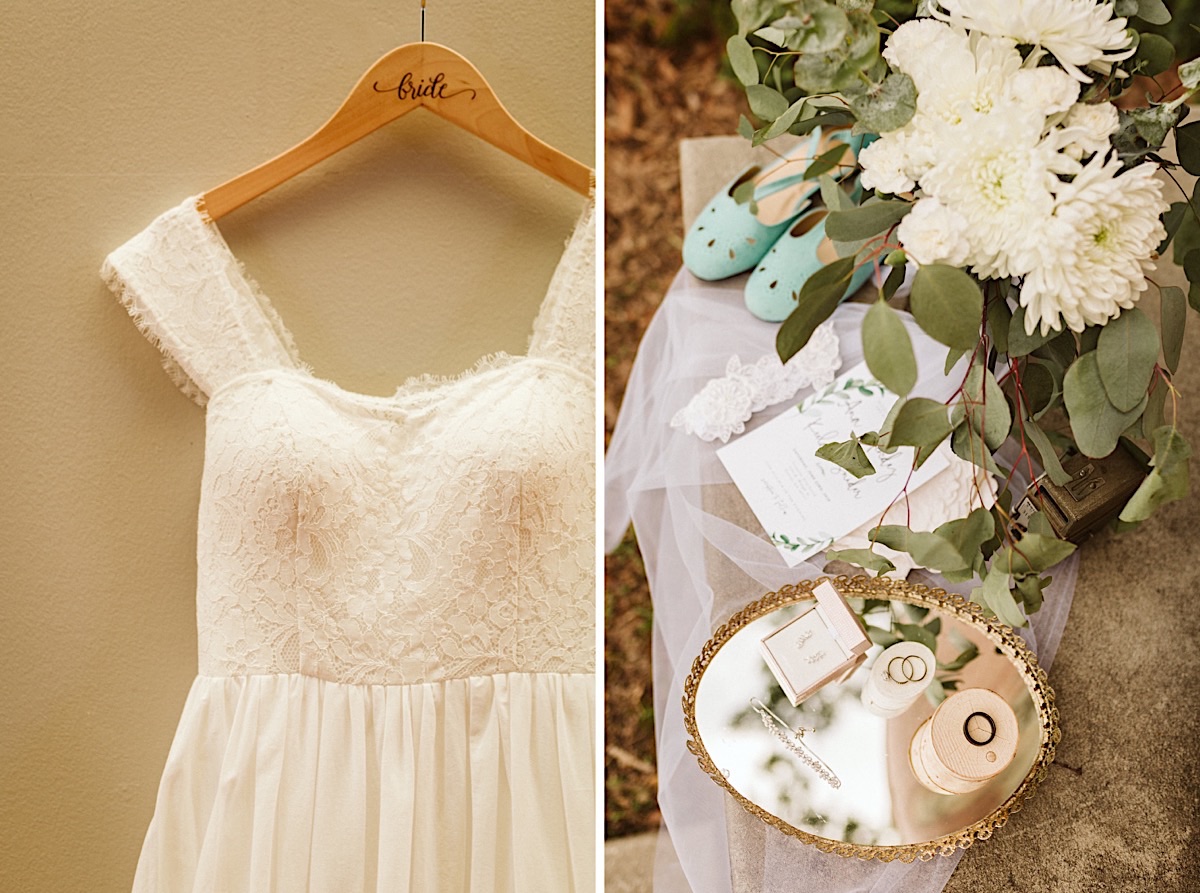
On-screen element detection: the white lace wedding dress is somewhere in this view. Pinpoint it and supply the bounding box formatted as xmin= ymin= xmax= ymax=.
xmin=101 ymin=194 xmax=596 ymax=893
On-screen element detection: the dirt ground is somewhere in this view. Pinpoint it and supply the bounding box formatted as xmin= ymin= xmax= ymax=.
xmin=603 ymin=0 xmax=743 ymax=839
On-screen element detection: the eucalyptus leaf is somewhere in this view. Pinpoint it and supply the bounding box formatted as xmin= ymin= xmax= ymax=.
xmin=878 ymin=396 xmax=905 ymax=451
xmin=951 ymin=422 xmax=1001 ymax=475
xmin=1020 ymin=361 xmax=1059 ymax=419
xmin=1034 ymin=330 xmax=1078 ymax=371
xmin=863 ymin=300 xmax=918 ymax=395
xmin=825 ymin=547 xmax=896 ymax=575
xmin=1179 ymin=122 xmax=1200 ymax=177
xmin=1136 ymin=0 xmax=1171 ymax=23
xmin=944 ymin=347 xmax=967 ymax=376
xmin=952 ymin=363 xmax=1011 ymax=451
xmin=888 ymin=397 xmax=953 ymax=448
xmin=868 ymin=627 xmax=902 ymax=648
xmin=870 ymin=525 xmax=969 ymax=572
xmin=896 ymin=622 xmax=937 ymax=653
xmin=882 ymin=264 xmax=906 ymax=301
xmin=1014 ymin=574 xmax=1049 ymax=614
xmin=804 ymin=143 xmax=850 ymax=179
xmin=933 ymin=508 xmax=996 ymax=569
xmin=925 ymin=677 xmax=947 ymax=705
xmin=732 ymin=0 xmax=776 ymax=35
xmin=737 ymin=114 xmax=756 ymax=141
xmin=1159 ymin=202 xmax=1188 ymax=255
xmin=792 ymin=46 xmax=857 ymax=94
xmin=777 ymin=256 xmax=858 ymax=361
xmin=1023 ymin=418 xmax=1072 ymax=486
xmin=818 ymin=174 xmax=855 ymax=213
xmin=1186 ymin=249 xmax=1200 ymax=311
xmin=732 ymin=178 xmax=757 ymax=207
xmin=1114 ymin=0 xmax=1138 ymax=14
xmin=763 ymin=97 xmax=811 ymax=140
xmin=1008 ymin=307 xmax=1059 ymax=356
xmin=816 ymin=437 xmax=877 ymax=478
xmin=1137 ymin=384 xmax=1166 ymax=436
xmin=789 ymin=108 xmax=857 ymax=137
xmin=972 ymin=570 xmax=1025 ymax=628
xmin=1096 ymin=307 xmax=1159 ymax=412
xmin=774 ymin=2 xmax=850 ymax=54
xmin=1023 ymin=510 xmax=1056 ymax=538
xmin=1079 ymin=325 xmax=1101 ymax=355
xmin=1120 ymin=425 xmax=1191 ymax=521
xmin=1133 ymin=33 xmax=1175 ymax=77
xmin=910 ymin=265 xmax=983 ymax=350
xmin=993 ymin=533 xmax=1077 ymax=576
xmin=1063 ymin=352 xmax=1149 ymax=458
xmin=746 ymin=84 xmax=790 ymax=121
xmin=1161 ymin=286 xmax=1186 ymax=374
xmin=727 ymin=35 xmax=760 ymax=86
xmin=850 ymin=72 xmax=917 ymax=135
xmin=987 ymin=298 xmax=1013 ymax=356
xmin=755 ymin=26 xmax=789 ymax=45
xmin=938 ymin=642 xmax=979 ymax=672
xmin=825 ymin=200 xmax=912 ymax=242
xmin=981 ymin=366 xmax=1013 ymax=448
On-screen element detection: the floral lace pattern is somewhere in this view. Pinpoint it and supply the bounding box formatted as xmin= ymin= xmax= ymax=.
xmin=669 ymin=321 xmax=842 ymax=442
xmin=102 ymin=196 xmax=595 ymax=685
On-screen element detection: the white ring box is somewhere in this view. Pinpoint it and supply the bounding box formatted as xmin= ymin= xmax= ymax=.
xmin=758 ymin=581 xmax=871 ymax=706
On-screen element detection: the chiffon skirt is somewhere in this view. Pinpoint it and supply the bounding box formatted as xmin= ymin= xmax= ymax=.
xmin=130 ymin=671 xmax=595 ymax=893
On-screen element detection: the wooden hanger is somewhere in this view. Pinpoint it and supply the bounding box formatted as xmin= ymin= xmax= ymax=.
xmin=200 ymin=39 xmax=593 ymax=221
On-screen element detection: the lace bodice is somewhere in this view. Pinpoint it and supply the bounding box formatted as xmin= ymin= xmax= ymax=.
xmin=101 ymin=195 xmax=595 ymax=685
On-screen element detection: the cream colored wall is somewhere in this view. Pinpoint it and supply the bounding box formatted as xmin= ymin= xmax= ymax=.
xmin=0 ymin=3 xmax=594 ymax=890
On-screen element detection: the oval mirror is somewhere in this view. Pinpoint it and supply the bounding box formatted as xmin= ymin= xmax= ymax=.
xmin=684 ymin=576 xmax=1059 ymax=861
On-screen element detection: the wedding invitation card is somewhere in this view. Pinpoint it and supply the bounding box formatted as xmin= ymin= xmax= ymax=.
xmin=716 ymin=362 xmax=949 ymax=567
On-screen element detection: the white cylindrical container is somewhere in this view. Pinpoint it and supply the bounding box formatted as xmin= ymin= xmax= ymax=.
xmin=861 ymin=641 xmax=936 ymax=718
xmin=908 ymin=688 xmax=1019 ymax=796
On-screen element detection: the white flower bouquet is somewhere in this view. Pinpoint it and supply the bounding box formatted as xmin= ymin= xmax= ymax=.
xmin=726 ymin=0 xmax=1200 ymax=624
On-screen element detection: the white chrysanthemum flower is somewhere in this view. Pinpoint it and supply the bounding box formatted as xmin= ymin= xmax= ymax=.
xmin=897 ymin=197 xmax=972 ymax=266
xmin=1009 ymin=67 xmax=1080 ymax=116
xmin=859 ymin=132 xmax=917 ymax=194
xmin=1058 ymin=101 xmax=1120 ymax=159
xmin=1019 ymin=155 xmax=1167 ymax=334
xmin=958 ymin=33 xmax=1025 ymax=117
xmin=929 ymin=0 xmax=1134 ymax=81
xmin=919 ymin=107 xmax=1066 ymax=278
xmin=883 ymin=19 xmax=975 ymax=99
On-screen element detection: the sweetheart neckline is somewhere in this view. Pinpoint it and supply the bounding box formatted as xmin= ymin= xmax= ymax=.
xmin=188 ymin=193 xmax=595 ymax=406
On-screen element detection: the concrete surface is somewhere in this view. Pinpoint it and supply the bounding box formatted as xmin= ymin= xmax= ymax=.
xmin=606 ymin=831 xmax=660 ymax=892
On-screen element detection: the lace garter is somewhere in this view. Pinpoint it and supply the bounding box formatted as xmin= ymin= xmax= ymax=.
xmin=669 ymin=322 xmax=842 ymax=443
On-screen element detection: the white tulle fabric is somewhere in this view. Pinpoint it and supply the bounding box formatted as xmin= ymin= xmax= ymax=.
xmin=605 ymin=270 xmax=1079 ymax=893
xmin=101 ymin=194 xmax=596 ymax=893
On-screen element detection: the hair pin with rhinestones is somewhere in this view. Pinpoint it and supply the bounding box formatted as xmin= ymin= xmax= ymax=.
xmin=749 ymin=697 xmax=841 ymax=789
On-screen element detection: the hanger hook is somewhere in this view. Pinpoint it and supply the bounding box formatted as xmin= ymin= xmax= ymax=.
xmin=421 ymin=0 xmax=426 ymax=42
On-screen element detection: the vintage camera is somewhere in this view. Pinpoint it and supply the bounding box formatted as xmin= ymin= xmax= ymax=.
xmin=1012 ymin=442 xmax=1148 ymax=543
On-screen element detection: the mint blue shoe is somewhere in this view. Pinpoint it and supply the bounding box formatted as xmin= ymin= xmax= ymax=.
xmin=743 ymin=208 xmax=874 ymax=322
xmin=682 ymin=129 xmax=872 ymax=281
xmin=682 ymin=130 xmax=824 ymax=281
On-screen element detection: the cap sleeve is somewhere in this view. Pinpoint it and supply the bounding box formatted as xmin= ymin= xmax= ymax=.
xmin=527 ymin=197 xmax=595 ymax=377
xmin=100 ymin=197 xmax=301 ymax=406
